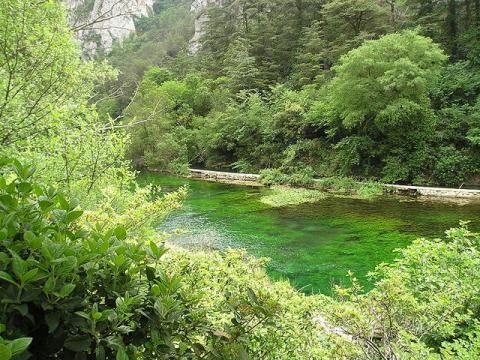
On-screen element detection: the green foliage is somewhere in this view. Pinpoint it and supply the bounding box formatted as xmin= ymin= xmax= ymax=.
xmin=314 ymin=177 xmax=384 ymax=198
xmin=144 ymin=67 xmax=174 ymax=86
xmin=99 ymin=1 xmax=195 ymax=117
xmin=328 ymin=30 xmax=445 ymax=129
xmin=0 ymin=0 xmax=132 ymax=206
xmin=0 ymin=158 xmax=332 ymax=359
xmin=432 ymin=146 xmax=476 ymax=187
xmin=113 ymin=0 xmax=480 ymax=188
xmin=224 ymin=38 xmax=261 ymax=92
xmin=259 ymin=169 xmax=290 ymax=186
xmin=323 ymin=223 xmax=480 ymax=359
xmin=0 ymin=159 xmax=191 ymax=359
xmin=259 ymin=167 xmax=315 ymax=187
xmin=311 ymin=31 xmax=446 ymax=183
xmin=260 ymin=186 xmax=326 ymax=207
xmin=0 ymin=0 xmax=81 ymax=146
xmin=125 ymin=73 xmax=218 ymax=172
xmin=320 ymin=0 xmax=390 ymax=64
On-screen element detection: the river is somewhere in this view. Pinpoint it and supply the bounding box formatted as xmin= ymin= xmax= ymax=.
xmin=139 ymin=172 xmax=480 ymax=295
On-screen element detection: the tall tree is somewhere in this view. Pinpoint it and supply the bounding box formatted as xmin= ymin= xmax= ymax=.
xmin=322 ymin=30 xmax=447 ymax=182
xmin=320 ymin=0 xmax=390 ymax=66
xmin=224 ymin=38 xmax=260 ymax=92
xmin=0 ymin=0 xmax=129 ymax=201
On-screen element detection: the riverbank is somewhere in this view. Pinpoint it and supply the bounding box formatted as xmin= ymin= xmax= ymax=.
xmin=188 ymin=168 xmax=480 ymax=200
xmin=139 ymin=172 xmax=480 ymax=293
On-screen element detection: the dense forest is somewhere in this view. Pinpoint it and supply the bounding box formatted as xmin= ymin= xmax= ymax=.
xmin=1 ymin=0 xmax=480 ymax=359
xmin=99 ymin=0 xmax=480 ymax=187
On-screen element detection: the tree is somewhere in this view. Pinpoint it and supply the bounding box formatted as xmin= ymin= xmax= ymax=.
xmin=329 ymin=30 xmax=446 ymax=129
xmin=224 ymin=38 xmax=260 ymax=92
xmin=292 ymin=21 xmax=329 ymax=87
xmin=322 ymin=30 xmax=447 ymax=182
xmin=405 ymin=0 xmax=480 ymax=59
xmin=0 ymin=0 xmax=81 ymax=147
xmin=320 ymin=0 xmax=390 ymax=65
xmin=0 ymin=0 xmax=130 ymax=204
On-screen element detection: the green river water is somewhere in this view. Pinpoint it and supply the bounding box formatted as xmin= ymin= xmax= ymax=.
xmin=139 ymin=173 xmax=480 ymax=295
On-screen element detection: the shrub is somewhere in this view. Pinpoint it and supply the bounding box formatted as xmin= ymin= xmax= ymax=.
xmin=0 ymin=158 xmax=328 ymax=359
xmin=231 ymin=160 xmax=255 ymax=174
xmin=315 ymin=177 xmax=357 ymax=194
xmin=0 ymin=159 xmax=206 ymax=359
xmin=356 ymin=181 xmax=384 ymax=199
xmin=259 ymin=168 xmax=289 ymax=186
xmin=315 ymin=177 xmax=384 ymax=198
xmin=287 ymin=166 xmax=316 ymax=187
xmin=432 ymin=146 xmax=475 ymax=187
xmin=322 ymin=223 xmax=480 ymax=359
xmin=260 ymin=186 xmax=326 ymax=207
xmin=259 ymin=167 xmax=315 ymax=187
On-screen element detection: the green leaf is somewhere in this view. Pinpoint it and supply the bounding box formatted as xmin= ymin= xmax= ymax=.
xmin=23 ymin=231 xmax=35 ymax=242
xmin=151 ymin=284 xmax=161 ymax=296
xmin=12 ymin=162 xmax=35 ymax=181
xmin=247 ymin=288 xmax=258 ymax=304
xmin=0 ymin=195 xmax=17 ymax=209
xmin=113 ymin=226 xmax=127 ymax=241
xmin=0 ymin=343 xmax=12 ymax=360
xmin=57 ymin=195 xmax=70 ymax=211
xmin=75 ymin=311 xmax=90 ymax=320
xmin=10 ymin=337 xmax=32 ymax=356
xmin=149 ymin=241 xmax=159 ymax=257
xmin=0 ymin=271 xmax=17 ymax=285
xmin=10 ymin=252 xmax=26 ymax=279
xmin=43 ymin=277 xmax=55 ymax=293
xmin=21 ymin=268 xmax=38 ymax=283
xmin=113 ymin=254 xmax=126 ymax=267
xmin=45 ymin=312 xmax=61 ymax=333
xmin=116 ymin=349 xmax=129 ymax=360
xmin=65 ymin=210 xmax=84 ymax=224
xmin=148 ymin=242 xmax=167 ymax=259
xmin=64 ymin=335 xmax=91 ymax=352
xmin=58 ymin=283 xmax=76 ymax=298
xmin=96 ymin=345 xmax=105 ymax=360
xmin=146 ymin=266 xmax=156 ymax=282
xmin=17 ymin=182 xmax=32 ymax=194
xmin=13 ymin=304 xmax=28 ymax=316
xmin=39 ymin=199 xmax=54 ymax=212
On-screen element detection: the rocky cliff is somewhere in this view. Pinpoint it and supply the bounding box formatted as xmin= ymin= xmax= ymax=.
xmin=189 ymin=0 xmax=224 ymax=53
xmin=65 ymin=0 xmax=154 ymax=57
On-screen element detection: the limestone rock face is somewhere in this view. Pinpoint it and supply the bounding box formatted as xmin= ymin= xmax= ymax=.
xmin=65 ymin=0 xmax=154 ymax=58
xmin=189 ymin=0 xmax=224 ymax=53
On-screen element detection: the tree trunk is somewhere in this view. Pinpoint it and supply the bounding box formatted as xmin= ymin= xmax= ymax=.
xmin=465 ymin=0 xmax=472 ymax=28
xmin=447 ymin=0 xmax=458 ymax=59
xmin=475 ymin=0 xmax=480 ymax=24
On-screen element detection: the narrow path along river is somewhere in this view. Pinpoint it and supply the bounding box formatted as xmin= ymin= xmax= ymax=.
xmin=139 ymin=173 xmax=480 ymax=295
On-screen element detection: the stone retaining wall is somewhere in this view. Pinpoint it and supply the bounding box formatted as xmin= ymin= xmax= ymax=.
xmin=189 ymin=169 xmax=260 ymax=183
xmin=188 ymin=169 xmax=480 ymax=199
xmin=384 ymin=184 xmax=480 ymax=199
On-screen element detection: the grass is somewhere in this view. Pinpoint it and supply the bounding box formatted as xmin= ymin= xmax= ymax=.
xmin=314 ymin=177 xmax=384 ymax=199
xmin=260 ymin=186 xmax=327 ymax=207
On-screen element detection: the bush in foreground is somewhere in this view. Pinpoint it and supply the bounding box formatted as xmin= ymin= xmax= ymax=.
xmin=322 ymin=223 xmax=480 ymax=359
xmin=0 ymin=159 xmax=330 ymax=359
xmin=2 ymin=158 xmax=480 ymax=360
